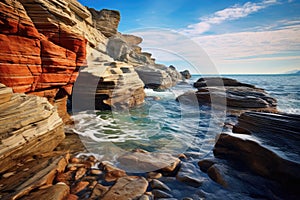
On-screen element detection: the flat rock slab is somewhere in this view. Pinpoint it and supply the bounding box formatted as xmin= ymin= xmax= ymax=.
xmin=101 ymin=176 xmax=148 ymax=200
xmin=117 ymin=150 xmax=180 ymax=173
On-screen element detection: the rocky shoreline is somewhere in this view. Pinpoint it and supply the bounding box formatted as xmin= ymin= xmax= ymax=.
xmin=0 ymin=0 xmax=299 ymax=200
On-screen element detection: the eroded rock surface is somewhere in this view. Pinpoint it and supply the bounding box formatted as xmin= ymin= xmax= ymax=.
xmin=0 ymin=84 xmax=65 ymax=173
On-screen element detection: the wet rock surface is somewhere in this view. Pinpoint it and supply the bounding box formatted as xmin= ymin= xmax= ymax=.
xmin=210 ymin=111 xmax=300 ymax=199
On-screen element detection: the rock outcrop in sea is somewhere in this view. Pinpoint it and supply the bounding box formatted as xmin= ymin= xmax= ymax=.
xmin=177 ymin=77 xmax=277 ymax=114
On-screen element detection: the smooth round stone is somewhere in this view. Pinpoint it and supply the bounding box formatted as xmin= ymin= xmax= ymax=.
xmin=147 ymin=172 xmax=162 ymax=179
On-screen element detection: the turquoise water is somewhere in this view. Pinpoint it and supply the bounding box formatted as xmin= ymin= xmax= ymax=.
xmin=72 ymin=74 xmax=299 ymax=161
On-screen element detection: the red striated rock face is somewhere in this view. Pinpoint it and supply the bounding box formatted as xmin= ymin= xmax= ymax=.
xmin=0 ymin=0 xmax=87 ymax=122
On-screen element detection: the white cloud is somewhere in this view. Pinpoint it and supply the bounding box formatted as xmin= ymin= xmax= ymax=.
xmin=182 ymin=0 xmax=278 ymax=35
xmin=193 ymin=24 xmax=300 ymax=61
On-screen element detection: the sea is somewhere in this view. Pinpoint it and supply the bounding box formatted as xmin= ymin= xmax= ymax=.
xmin=71 ymin=74 xmax=299 ymax=199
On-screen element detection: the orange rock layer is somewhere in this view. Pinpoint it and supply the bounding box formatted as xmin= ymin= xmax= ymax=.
xmin=0 ymin=0 xmax=86 ymax=102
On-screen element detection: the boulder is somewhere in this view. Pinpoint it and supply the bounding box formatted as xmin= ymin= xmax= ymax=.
xmin=73 ymin=61 xmax=145 ymax=110
xmin=101 ymin=176 xmax=148 ymax=200
xmin=180 ymin=70 xmax=191 ymax=79
xmin=0 ymin=84 xmax=65 ymax=173
xmin=106 ymin=34 xmax=155 ymax=66
xmin=89 ymin=8 xmax=120 ymax=38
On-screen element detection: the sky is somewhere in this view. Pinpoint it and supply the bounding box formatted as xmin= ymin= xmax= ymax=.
xmin=78 ymin=0 xmax=300 ymax=74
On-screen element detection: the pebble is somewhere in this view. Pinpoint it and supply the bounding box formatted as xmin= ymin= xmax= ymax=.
xmin=152 ymin=189 xmax=173 ymax=198
xmin=151 ymin=179 xmax=171 ymax=192
xmin=139 ymin=194 xmax=152 ymax=200
xmin=88 ymin=155 xmax=97 ymax=163
xmin=198 ymin=159 xmax=215 ymax=173
xmin=178 ymin=153 xmax=188 ymax=160
xmin=75 ymin=167 xmax=87 ymax=180
xmin=70 ymin=157 xmax=80 ymax=163
xmin=67 ymin=194 xmax=79 ymax=200
xmin=147 ymin=172 xmax=162 ymax=179
xmin=90 ymin=169 xmax=102 ymax=175
xmin=71 ymin=181 xmax=89 ymax=194
xmin=2 ymin=172 xmax=15 ymax=178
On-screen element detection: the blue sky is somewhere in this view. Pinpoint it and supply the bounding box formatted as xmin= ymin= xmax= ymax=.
xmin=78 ymin=0 xmax=300 ymax=74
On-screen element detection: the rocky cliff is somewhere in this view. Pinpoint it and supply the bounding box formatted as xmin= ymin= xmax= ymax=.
xmin=0 ymin=0 xmax=182 ymax=116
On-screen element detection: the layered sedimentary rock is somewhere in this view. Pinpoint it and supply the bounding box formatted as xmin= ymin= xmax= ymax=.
xmin=0 ymin=0 xmax=89 ymax=121
xmin=212 ymin=111 xmax=300 ymax=196
xmin=0 ymin=84 xmax=65 ymax=174
xmin=177 ymin=77 xmax=277 ymax=113
xmin=88 ymin=8 xmax=121 ymax=38
xmin=73 ymin=61 xmax=145 ymax=110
